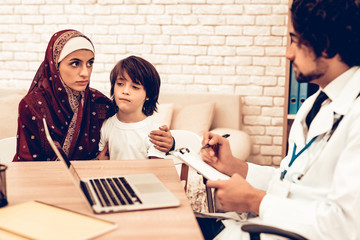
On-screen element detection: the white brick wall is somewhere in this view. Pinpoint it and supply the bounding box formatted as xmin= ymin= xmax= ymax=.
xmin=0 ymin=0 xmax=290 ymax=165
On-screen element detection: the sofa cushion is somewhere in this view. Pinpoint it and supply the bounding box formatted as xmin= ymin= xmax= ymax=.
xmin=171 ymin=102 xmax=215 ymax=136
xmin=0 ymin=89 xmax=26 ymax=139
xmin=152 ymin=103 xmax=174 ymax=127
xmin=158 ymin=93 xmax=242 ymax=131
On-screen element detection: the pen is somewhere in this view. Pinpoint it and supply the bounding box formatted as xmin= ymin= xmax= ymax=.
xmin=201 ymin=134 xmax=230 ymax=149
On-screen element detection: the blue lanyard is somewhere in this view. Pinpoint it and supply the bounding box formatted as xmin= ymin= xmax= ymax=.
xmin=280 ymin=136 xmax=318 ymax=180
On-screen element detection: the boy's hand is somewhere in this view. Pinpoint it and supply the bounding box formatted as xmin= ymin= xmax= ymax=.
xmin=96 ymin=144 xmax=110 ymax=160
xmin=150 ymin=125 xmax=174 ymax=152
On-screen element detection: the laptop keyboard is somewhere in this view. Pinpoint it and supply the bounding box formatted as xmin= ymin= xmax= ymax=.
xmin=89 ymin=177 xmax=142 ymax=207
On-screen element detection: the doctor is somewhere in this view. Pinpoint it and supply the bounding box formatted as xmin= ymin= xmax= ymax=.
xmin=201 ymin=0 xmax=360 ymax=239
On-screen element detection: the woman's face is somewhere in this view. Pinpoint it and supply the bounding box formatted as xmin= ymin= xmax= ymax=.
xmin=58 ymin=49 xmax=94 ymax=91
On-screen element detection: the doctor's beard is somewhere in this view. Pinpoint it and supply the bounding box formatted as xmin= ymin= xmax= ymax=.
xmin=294 ymin=58 xmax=328 ymax=84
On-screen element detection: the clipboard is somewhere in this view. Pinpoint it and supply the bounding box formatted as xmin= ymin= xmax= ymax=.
xmin=171 ymin=147 xmax=230 ymax=181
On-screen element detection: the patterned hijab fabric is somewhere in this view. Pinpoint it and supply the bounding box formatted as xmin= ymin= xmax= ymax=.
xmin=13 ymin=29 xmax=115 ymax=161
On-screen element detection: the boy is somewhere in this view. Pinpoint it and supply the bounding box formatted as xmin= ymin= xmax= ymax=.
xmin=97 ymin=56 xmax=165 ymax=160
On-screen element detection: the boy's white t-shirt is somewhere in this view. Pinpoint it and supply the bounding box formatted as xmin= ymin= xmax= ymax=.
xmin=99 ymin=115 xmax=166 ymax=160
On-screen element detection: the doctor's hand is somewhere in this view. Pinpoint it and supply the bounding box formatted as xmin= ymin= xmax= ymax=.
xmin=206 ymin=174 xmax=265 ymax=214
xmin=149 ymin=125 xmax=174 ymax=153
xmin=201 ymin=132 xmax=236 ymax=176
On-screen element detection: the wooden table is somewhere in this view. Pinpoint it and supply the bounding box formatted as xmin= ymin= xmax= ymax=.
xmin=5 ymin=159 xmax=204 ymax=239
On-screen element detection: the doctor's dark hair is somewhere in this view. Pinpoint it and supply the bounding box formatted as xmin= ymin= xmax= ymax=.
xmin=109 ymin=55 xmax=160 ymax=116
xmin=291 ymin=0 xmax=360 ymax=67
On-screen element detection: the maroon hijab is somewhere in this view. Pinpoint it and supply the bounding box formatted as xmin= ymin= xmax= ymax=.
xmin=13 ymin=30 xmax=115 ymax=161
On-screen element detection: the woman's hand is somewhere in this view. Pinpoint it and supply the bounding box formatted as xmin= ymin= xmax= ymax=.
xmin=149 ymin=125 xmax=174 ymax=152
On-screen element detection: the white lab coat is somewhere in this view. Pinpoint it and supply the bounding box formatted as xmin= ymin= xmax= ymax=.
xmin=246 ymin=67 xmax=360 ymax=240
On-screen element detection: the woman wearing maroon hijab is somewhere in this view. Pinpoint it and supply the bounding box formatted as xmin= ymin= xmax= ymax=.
xmin=13 ymin=29 xmax=173 ymax=161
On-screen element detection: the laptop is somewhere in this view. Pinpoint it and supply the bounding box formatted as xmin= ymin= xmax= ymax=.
xmin=42 ymin=118 xmax=180 ymax=214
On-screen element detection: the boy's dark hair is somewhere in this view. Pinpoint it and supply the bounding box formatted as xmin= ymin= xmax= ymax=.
xmin=291 ymin=0 xmax=360 ymax=67
xmin=109 ymin=55 xmax=161 ymax=116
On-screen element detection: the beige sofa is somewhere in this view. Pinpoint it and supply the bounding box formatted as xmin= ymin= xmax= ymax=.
xmin=0 ymin=89 xmax=251 ymax=161
xmin=0 ymin=89 xmax=26 ymax=140
xmin=158 ymin=92 xmax=251 ymax=160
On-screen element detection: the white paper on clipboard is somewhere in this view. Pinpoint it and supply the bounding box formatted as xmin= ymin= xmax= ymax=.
xmin=171 ymin=147 xmax=230 ymax=181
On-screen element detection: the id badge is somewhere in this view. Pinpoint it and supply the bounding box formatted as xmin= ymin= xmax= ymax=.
xmin=267 ymin=173 xmax=290 ymax=198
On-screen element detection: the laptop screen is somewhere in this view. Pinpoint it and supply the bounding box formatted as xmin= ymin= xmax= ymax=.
xmin=42 ymin=118 xmax=82 ymax=184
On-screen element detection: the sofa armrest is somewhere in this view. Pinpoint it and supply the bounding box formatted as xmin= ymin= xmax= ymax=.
xmin=210 ymin=128 xmax=251 ymax=161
